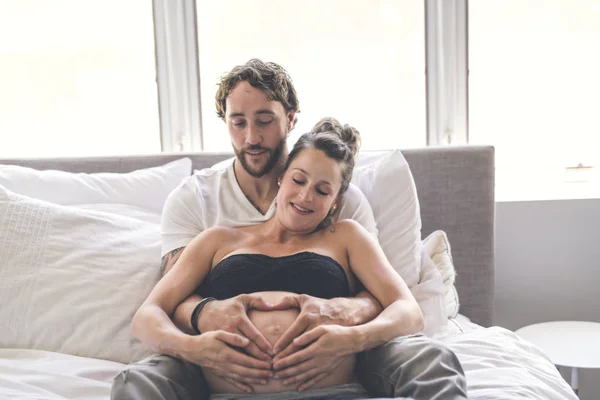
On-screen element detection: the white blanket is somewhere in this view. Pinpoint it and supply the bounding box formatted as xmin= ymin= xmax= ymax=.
xmin=0 ymin=348 xmax=122 ymax=400
xmin=0 ymin=319 xmax=577 ymax=400
xmin=442 ymin=321 xmax=577 ymax=399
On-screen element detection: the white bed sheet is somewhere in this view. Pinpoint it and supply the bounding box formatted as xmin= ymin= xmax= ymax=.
xmin=0 ymin=349 xmax=123 ymax=400
xmin=441 ymin=315 xmax=577 ymax=400
xmin=0 ymin=319 xmax=577 ymax=400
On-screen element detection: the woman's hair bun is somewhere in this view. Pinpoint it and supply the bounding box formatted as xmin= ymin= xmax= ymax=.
xmin=311 ymin=117 xmax=361 ymax=158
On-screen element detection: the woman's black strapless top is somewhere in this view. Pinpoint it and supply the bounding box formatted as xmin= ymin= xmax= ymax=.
xmin=196 ymin=251 xmax=351 ymax=300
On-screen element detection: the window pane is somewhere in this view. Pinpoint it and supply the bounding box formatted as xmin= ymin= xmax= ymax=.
xmin=197 ymin=0 xmax=425 ymax=152
xmin=0 ymin=1 xmax=160 ymax=158
xmin=469 ymin=0 xmax=600 ymax=200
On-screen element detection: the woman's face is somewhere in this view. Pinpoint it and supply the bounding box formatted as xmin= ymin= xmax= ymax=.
xmin=276 ymin=148 xmax=342 ymax=233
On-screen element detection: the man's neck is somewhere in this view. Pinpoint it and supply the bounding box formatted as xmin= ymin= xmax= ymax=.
xmin=233 ymin=159 xmax=282 ymax=205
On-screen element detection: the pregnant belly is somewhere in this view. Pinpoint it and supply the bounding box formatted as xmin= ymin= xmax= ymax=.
xmin=203 ymin=291 xmax=356 ymax=394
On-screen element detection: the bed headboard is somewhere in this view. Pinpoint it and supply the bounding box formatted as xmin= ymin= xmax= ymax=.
xmin=0 ymin=145 xmax=495 ymax=326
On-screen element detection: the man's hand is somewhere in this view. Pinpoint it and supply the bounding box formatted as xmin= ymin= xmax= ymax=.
xmin=269 ymin=293 xmax=381 ymax=391
xmin=272 ymin=294 xmax=367 ymax=354
xmin=272 ymin=325 xmax=358 ymax=391
xmin=184 ymin=330 xmax=273 ymax=393
xmin=197 ymin=294 xmax=288 ymax=361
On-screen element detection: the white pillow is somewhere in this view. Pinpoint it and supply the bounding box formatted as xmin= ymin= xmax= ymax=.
xmin=351 ymin=149 xmax=422 ymax=288
xmin=410 ymin=250 xmax=448 ymax=337
xmin=422 ymin=230 xmax=460 ymax=318
xmin=74 ymin=203 xmax=162 ymax=224
xmin=0 ymin=158 xmax=192 ymax=214
xmin=0 ymin=186 xmax=160 ymax=364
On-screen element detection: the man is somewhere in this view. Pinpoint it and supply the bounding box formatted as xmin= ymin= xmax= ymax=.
xmin=112 ymin=59 xmax=467 ymax=400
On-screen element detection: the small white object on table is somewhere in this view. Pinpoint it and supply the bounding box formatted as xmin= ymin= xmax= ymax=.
xmin=515 ymin=321 xmax=600 ymax=396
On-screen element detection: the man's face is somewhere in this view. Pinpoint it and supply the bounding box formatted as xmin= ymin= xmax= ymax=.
xmin=225 ymin=81 xmax=295 ymax=178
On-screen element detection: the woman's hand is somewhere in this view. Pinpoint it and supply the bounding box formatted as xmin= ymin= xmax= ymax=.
xmin=271 ymin=325 xmax=359 ymax=391
xmin=185 ymin=330 xmax=273 ymax=393
xmin=272 ymin=293 xmax=379 ymax=354
xmin=198 ymin=294 xmax=287 ymax=360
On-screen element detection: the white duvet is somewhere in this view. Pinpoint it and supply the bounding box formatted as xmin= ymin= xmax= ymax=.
xmin=0 ymin=318 xmax=577 ymax=400
xmin=0 ymin=348 xmax=121 ymax=400
xmin=443 ymin=319 xmax=577 ymax=399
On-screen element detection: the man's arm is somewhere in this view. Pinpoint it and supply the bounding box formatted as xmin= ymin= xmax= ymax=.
xmin=160 ymin=247 xmax=185 ymax=275
xmin=132 ymin=231 xmax=277 ymax=392
xmin=159 ymin=179 xmax=212 ymax=335
xmin=160 ymin=247 xmax=204 ymax=335
xmin=160 ymin=246 xmax=276 ymax=361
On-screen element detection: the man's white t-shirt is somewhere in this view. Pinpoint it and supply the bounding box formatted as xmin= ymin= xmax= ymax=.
xmin=161 ymin=159 xmax=378 ymax=256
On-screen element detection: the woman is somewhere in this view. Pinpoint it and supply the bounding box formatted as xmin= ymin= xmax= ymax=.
xmin=132 ymin=118 xmax=424 ymax=398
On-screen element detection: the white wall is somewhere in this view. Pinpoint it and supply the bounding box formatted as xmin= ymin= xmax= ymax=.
xmin=494 ymin=199 xmax=600 ymax=400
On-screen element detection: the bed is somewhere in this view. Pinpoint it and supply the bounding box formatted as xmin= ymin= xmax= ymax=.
xmin=0 ymin=146 xmax=577 ymax=399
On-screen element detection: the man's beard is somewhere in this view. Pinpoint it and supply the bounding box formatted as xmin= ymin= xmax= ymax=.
xmin=234 ymin=138 xmax=286 ymax=178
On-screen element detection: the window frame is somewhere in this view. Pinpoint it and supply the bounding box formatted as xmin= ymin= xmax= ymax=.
xmin=155 ymin=0 xmax=468 ymax=151
xmin=426 ymin=0 xmax=468 ymax=146
xmin=154 ymin=0 xmax=599 ymax=200
xmin=153 ymin=0 xmax=203 ymax=152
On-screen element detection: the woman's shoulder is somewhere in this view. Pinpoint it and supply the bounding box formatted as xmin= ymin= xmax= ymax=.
xmin=329 ymin=219 xmax=370 ymax=239
xmin=333 ymin=218 xmax=360 ymax=229
xmin=322 ymin=220 xmax=375 ymax=259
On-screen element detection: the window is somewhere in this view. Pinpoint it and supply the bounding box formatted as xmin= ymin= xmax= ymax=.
xmin=469 ymin=0 xmax=600 ymax=200
xmin=4 ymin=1 xmax=597 ymax=202
xmin=196 ymin=0 xmax=426 ymax=152
xmin=0 ymin=1 xmax=160 ymax=158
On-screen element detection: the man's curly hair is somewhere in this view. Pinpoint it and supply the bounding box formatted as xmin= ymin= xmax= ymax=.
xmin=215 ymin=59 xmax=300 ymax=130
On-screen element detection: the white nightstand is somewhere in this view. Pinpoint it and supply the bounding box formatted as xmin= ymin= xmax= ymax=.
xmin=515 ymin=321 xmax=600 ymax=396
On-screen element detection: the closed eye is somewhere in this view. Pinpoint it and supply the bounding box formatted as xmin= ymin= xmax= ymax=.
xmin=292 ymin=178 xmax=305 ymax=185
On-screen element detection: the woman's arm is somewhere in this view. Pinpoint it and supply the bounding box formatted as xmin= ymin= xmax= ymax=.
xmin=341 ymin=219 xmax=424 ymax=351
xmin=131 ymin=228 xmax=224 ymax=357
xmin=270 ymin=221 xmax=423 ymax=386
xmin=133 ymin=228 xmax=284 ymax=393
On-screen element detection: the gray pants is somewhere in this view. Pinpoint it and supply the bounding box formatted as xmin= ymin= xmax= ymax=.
xmin=111 ymin=334 xmax=467 ymax=400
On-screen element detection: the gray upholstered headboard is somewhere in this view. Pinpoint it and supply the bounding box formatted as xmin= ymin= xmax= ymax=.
xmin=0 ymin=145 xmax=495 ymax=326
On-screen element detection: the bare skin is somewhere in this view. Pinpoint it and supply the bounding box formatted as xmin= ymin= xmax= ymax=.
xmin=149 ymin=83 xmax=388 ymax=392
xmin=205 ymin=292 xmax=356 ymax=394
xmin=161 ymin=248 xmax=379 ymax=393
xmin=195 ymin=205 xmax=363 ymax=393
xmin=136 ymin=212 xmax=424 ymax=394
xmin=158 ymin=181 xmax=383 ymax=391
xmin=158 ymin=233 xmax=359 ymax=393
